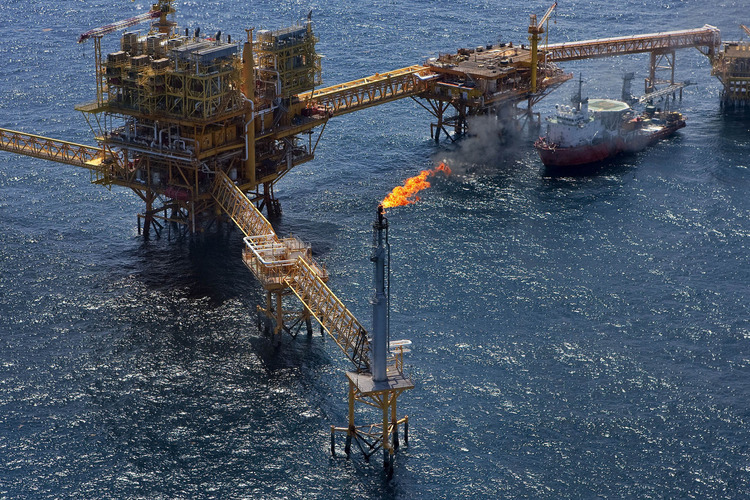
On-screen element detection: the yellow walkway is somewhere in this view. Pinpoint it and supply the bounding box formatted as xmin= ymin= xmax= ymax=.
xmin=211 ymin=170 xmax=371 ymax=371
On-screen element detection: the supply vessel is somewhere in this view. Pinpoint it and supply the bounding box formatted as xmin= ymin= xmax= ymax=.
xmin=534 ymin=97 xmax=686 ymax=168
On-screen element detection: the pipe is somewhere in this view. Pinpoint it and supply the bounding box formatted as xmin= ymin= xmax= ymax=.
xmin=191 ymin=201 xmax=196 ymax=233
xmin=242 ymin=32 xmax=257 ymax=186
xmin=273 ymin=70 xmax=281 ymax=97
xmin=242 ymin=99 xmax=255 ymax=162
xmin=114 ymin=143 xmax=193 ymax=162
xmin=243 ymin=101 xmax=256 ymax=186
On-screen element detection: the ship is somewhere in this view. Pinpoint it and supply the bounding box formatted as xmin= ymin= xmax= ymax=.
xmin=534 ymin=96 xmax=686 ymax=168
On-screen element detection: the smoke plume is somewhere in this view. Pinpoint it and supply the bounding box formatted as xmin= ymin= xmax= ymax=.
xmin=434 ymin=113 xmax=522 ymax=175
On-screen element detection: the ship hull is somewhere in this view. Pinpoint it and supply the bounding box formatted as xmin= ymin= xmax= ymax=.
xmin=535 ymin=120 xmax=685 ymax=168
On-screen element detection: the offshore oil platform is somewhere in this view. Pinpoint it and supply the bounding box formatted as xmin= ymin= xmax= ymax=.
xmin=0 ymin=1 xmax=576 ymax=239
xmin=0 ymin=0 xmax=745 ymax=474
xmin=712 ymin=25 xmax=750 ymax=106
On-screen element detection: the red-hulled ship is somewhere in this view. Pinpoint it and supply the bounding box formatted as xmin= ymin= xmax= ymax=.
xmin=534 ymin=97 xmax=686 ymax=168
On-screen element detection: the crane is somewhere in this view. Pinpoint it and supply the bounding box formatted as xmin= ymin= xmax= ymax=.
xmin=528 ymin=1 xmax=558 ymax=93
xmin=78 ymin=0 xmax=176 ymax=105
xmin=78 ymin=0 xmax=175 ymax=42
xmin=78 ymin=10 xmax=161 ymax=43
xmin=2 ymin=1 xmax=413 ymax=471
xmin=742 ymin=24 xmax=750 ymax=37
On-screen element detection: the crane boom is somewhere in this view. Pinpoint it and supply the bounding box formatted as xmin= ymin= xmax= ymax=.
xmin=539 ymin=1 xmax=558 ymax=29
xmin=78 ymin=10 xmax=161 ymax=43
xmin=529 ymin=2 xmax=559 ymax=93
xmin=742 ymin=24 xmax=750 ymax=37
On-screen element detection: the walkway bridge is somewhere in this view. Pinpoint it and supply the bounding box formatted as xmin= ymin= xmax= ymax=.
xmin=544 ymin=25 xmax=720 ymax=61
xmin=299 ymin=65 xmax=431 ymax=117
xmin=297 ymin=26 xmax=723 ymax=143
xmin=0 ymin=127 xmax=115 ymax=183
xmin=211 ymin=170 xmax=373 ymax=372
xmin=543 ymin=25 xmax=721 ymax=92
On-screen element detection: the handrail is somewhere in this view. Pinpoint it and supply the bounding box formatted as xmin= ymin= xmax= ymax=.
xmin=0 ymin=127 xmax=107 ymax=169
xmin=545 ymin=25 xmax=721 ymax=62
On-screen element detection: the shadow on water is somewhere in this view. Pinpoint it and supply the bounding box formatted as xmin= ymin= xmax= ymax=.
xmin=541 ymin=160 xmax=626 ymax=179
xmin=120 ymin=225 xmax=256 ymax=303
xmin=114 ymin=223 xmax=337 ymax=372
xmin=271 ymin=216 xmax=337 ymax=258
xmin=718 ymin=107 xmax=750 ymax=142
xmin=82 ymin=228 xmax=340 ymax=493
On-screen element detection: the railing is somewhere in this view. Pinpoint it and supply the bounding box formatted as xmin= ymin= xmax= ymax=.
xmin=285 ymin=257 xmax=370 ymax=372
xmin=211 ymin=169 xmax=370 ymax=371
xmin=212 ymin=170 xmax=325 ymax=286
xmin=299 ymin=65 xmax=431 ymax=116
xmin=0 ymin=127 xmax=106 ymax=170
xmin=544 ymin=25 xmax=721 ymax=62
xmin=211 ymin=171 xmax=275 ymax=238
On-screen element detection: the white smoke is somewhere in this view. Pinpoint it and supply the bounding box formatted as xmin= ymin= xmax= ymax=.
xmin=434 ymin=113 xmax=522 ymax=175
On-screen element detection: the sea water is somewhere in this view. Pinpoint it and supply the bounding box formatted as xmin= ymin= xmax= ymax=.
xmin=1 ymin=0 xmax=749 ymax=497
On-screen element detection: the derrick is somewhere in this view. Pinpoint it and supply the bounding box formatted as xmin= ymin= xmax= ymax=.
xmin=528 ymin=2 xmax=558 ymax=94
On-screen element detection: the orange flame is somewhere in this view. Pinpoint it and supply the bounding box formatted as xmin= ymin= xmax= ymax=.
xmin=381 ymin=162 xmax=451 ymax=208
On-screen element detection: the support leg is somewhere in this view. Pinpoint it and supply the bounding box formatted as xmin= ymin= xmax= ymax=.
xmin=274 ymin=292 xmax=283 ymax=336
xmin=647 ymin=51 xmax=657 ymax=93
xmin=263 ymin=182 xmax=282 ymax=218
xmin=345 ymin=380 xmax=355 ymax=458
xmin=382 ymin=395 xmax=390 ymax=470
xmin=391 ymin=393 xmax=399 ymax=451
xmin=145 ymin=190 xmax=158 ymax=240
xmin=263 ymin=292 xmax=273 ymax=335
xmin=305 ymin=309 xmax=313 ymax=337
xmin=143 ymin=214 xmax=152 ymax=241
xmin=404 ymin=416 xmax=409 ymax=446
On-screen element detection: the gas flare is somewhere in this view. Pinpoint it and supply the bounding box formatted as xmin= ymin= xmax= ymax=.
xmin=381 ymin=162 xmax=451 ymax=208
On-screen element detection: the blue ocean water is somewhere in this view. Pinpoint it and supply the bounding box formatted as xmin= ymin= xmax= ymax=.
xmin=1 ymin=0 xmax=749 ymax=497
